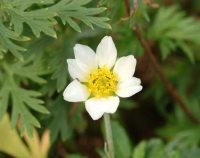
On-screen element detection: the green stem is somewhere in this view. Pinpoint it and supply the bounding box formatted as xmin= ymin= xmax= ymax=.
xmin=104 ymin=113 xmax=115 ymax=158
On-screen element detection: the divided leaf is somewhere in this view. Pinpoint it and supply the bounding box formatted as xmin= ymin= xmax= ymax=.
xmin=149 ymin=6 xmax=200 ymax=62
xmin=0 ymin=77 xmax=49 ymax=136
xmin=0 ymin=19 xmax=29 ymax=60
xmin=0 ymin=49 xmax=50 ymax=135
xmin=48 ymin=96 xmax=71 ymax=142
xmin=0 ymin=0 xmax=110 ymax=59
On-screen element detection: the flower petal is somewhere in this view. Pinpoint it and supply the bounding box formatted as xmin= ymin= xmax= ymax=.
xmin=85 ymin=96 xmax=120 ymax=120
xmin=113 ymin=55 xmax=136 ymax=82
xmin=74 ymin=44 xmax=98 ymax=71
xmin=63 ymin=80 xmax=90 ymax=102
xmin=116 ymin=77 xmax=142 ymax=98
xmin=67 ymin=59 xmax=89 ymax=82
xmin=96 ymin=36 xmax=117 ymax=69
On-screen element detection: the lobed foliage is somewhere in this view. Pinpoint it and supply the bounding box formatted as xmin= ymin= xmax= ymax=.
xmin=0 ymin=0 xmax=110 ymax=136
xmin=0 ymin=0 xmax=200 ymax=157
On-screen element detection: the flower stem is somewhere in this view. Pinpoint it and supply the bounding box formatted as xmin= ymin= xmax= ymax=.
xmin=104 ymin=113 xmax=115 ymax=158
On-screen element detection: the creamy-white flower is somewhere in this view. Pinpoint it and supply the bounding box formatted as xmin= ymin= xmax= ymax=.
xmin=63 ymin=36 xmax=142 ymax=120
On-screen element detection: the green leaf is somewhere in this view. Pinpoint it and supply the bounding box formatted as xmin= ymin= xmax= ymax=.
xmin=51 ymin=65 xmax=68 ymax=92
xmin=0 ymin=76 xmax=49 ymax=136
xmin=0 ymin=49 xmax=50 ymax=136
xmin=149 ymin=6 xmax=200 ymax=62
xmin=55 ymin=0 xmax=111 ymax=30
xmin=0 ymin=0 xmax=110 ymax=58
xmin=146 ymin=139 xmax=165 ymax=158
xmin=49 ymin=34 xmax=74 ymax=92
xmin=0 ymin=19 xmax=29 ymax=60
xmin=138 ymin=0 xmax=150 ymax=22
xmin=0 ymin=81 xmax=9 ymax=120
xmin=47 ymin=96 xmax=86 ymax=142
xmin=3 ymin=0 xmax=57 ymax=37
xmin=133 ymin=141 xmax=146 ymax=158
xmin=48 ymin=96 xmax=72 ymax=142
xmin=112 ymin=121 xmax=132 ymax=158
xmin=177 ymin=41 xmax=195 ymax=63
xmin=160 ymin=39 xmax=176 ymax=60
xmin=65 ymin=17 xmax=81 ymax=32
xmin=10 ymin=56 xmax=47 ymax=84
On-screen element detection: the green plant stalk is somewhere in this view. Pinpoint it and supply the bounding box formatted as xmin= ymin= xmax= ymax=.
xmin=104 ymin=113 xmax=115 ymax=158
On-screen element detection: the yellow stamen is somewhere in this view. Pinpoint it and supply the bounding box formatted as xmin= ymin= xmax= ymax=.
xmin=87 ymin=66 xmax=118 ymax=98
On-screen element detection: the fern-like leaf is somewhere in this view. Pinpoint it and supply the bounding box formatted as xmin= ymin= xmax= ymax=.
xmin=0 ymin=0 xmax=110 ymax=59
xmin=149 ymin=6 xmax=200 ymax=62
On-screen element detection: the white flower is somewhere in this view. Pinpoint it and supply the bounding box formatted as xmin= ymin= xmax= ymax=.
xmin=63 ymin=36 xmax=142 ymax=120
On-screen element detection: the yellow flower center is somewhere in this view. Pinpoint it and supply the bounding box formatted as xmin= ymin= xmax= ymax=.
xmin=87 ymin=66 xmax=118 ymax=98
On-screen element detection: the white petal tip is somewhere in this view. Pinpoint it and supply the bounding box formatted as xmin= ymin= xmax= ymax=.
xmin=113 ymin=55 xmax=137 ymax=82
xmin=66 ymin=59 xmax=71 ymax=64
xmin=96 ymin=36 xmax=117 ymax=68
xmin=90 ymin=114 xmax=103 ymax=120
xmin=63 ymin=80 xmax=90 ymax=102
xmin=116 ymin=85 xmax=143 ymax=98
xmin=85 ymin=104 xmax=104 ymax=120
xmin=85 ymin=96 xmax=119 ymax=120
xmin=73 ymin=43 xmax=81 ymax=50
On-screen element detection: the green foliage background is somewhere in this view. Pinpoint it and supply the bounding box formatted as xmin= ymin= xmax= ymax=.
xmin=0 ymin=0 xmax=200 ymax=157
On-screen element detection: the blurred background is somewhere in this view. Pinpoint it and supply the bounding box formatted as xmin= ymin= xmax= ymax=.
xmin=0 ymin=0 xmax=200 ymax=158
